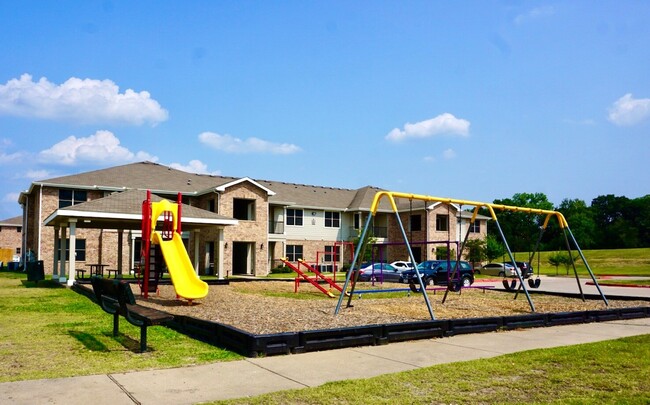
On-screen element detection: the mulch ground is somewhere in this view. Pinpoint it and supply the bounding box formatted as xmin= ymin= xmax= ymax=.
xmin=135 ymin=281 xmax=649 ymax=335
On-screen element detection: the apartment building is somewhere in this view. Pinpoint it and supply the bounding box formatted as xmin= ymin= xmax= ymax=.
xmin=18 ymin=161 xmax=488 ymax=280
xmin=0 ymin=215 xmax=22 ymax=266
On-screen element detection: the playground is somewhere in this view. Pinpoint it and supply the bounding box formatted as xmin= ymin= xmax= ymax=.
xmin=131 ymin=189 xmax=649 ymax=337
xmin=136 ymin=280 xmax=649 ymax=335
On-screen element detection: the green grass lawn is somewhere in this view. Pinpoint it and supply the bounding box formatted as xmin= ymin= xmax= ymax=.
xmin=212 ymin=334 xmax=650 ymax=405
xmin=2 ymin=247 xmax=649 ymax=401
xmin=0 ymin=270 xmax=241 ymax=383
xmin=510 ymin=247 xmax=650 ymax=277
xmin=597 ymin=279 xmax=650 ymax=287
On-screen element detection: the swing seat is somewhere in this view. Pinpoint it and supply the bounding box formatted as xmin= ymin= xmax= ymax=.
xmin=502 ymin=279 xmax=517 ymax=291
xmin=528 ymin=277 xmax=541 ymax=288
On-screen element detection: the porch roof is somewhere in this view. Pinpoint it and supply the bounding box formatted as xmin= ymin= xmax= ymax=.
xmin=43 ymin=189 xmax=238 ymax=230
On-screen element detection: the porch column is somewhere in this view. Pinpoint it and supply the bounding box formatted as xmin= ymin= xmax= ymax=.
xmin=117 ymin=229 xmax=124 ymax=276
xmin=66 ymin=219 xmax=77 ymax=287
xmin=52 ymin=226 xmax=60 ymax=281
xmin=217 ymin=228 xmax=225 ymax=280
xmin=59 ymin=226 xmax=67 ymax=284
xmin=193 ymin=230 xmax=200 ymax=275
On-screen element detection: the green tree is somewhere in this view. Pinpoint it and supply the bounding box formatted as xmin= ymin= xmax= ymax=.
xmin=485 ymin=234 xmax=505 ymax=262
xmin=554 ymin=198 xmax=597 ymax=249
xmin=351 ymin=232 xmax=377 ymax=264
xmin=591 ymin=194 xmax=633 ymax=248
xmin=489 ymin=192 xmax=554 ymax=252
xmin=547 ymin=251 xmax=579 ymax=275
xmin=631 ymin=195 xmax=650 ymax=247
xmin=464 ymin=238 xmax=487 ymax=269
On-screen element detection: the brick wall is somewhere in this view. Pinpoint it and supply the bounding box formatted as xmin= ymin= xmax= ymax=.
xmin=219 ymin=182 xmax=269 ymax=276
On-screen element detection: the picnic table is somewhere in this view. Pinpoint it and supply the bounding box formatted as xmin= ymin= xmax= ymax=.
xmin=87 ymin=264 xmax=109 ymax=277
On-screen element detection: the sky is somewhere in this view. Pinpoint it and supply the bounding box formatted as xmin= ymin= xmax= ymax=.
xmin=1 ymin=1 xmax=649 ymax=220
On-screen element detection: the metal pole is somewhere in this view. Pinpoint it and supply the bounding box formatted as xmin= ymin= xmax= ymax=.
xmin=566 ymin=225 xmax=609 ymax=306
xmin=442 ymin=216 xmax=474 ymax=304
xmin=492 ymin=215 xmax=535 ymax=312
xmin=335 ymin=214 xmax=373 ymax=314
xmin=561 ymin=227 xmax=585 ymax=301
xmin=514 ymin=225 xmax=545 ymax=299
xmin=394 ymin=210 xmax=435 ymax=320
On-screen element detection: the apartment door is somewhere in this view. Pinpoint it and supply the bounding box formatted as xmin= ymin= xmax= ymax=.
xmin=232 ymin=242 xmax=254 ymax=275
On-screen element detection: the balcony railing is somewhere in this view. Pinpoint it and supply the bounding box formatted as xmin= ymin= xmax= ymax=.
xmin=268 ymin=220 xmax=284 ymax=234
xmin=348 ymin=226 xmax=387 ymax=238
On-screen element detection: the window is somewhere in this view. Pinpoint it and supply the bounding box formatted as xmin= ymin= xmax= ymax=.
xmin=353 ymin=213 xmax=361 ymax=229
xmin=286 ymin=245 xmax=303 ymax=261
xmin=207 ymin=197 xmax=217 ymax=213
xmin=410 ymin=214 xmax=421 ymax=231
xmin=436 ymin=214 xmax=449 ymax=231
xmin=324 ymin=245 xmax=340 ymax=262
xmin=233 ymin=198 xmax=255 ymax=220
xmin=470 ymin=221 xmax=480 ymax=233
xmin=59 ymin=189 xmax=87 ymax=208
xmin=286 ymin=209 xmax=303 ymax=226
xmin=325 ymin=211 xmax=340 ymax=228
xmin=56 ymin=238 xmax=86 ymax=261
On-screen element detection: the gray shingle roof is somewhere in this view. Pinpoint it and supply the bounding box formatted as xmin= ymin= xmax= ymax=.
xmin=0 ymin=215 xmax=22 ymax=226
xmin=30 ymin=161 xmax=470 ymax=215
xmin=30 ymin=161 xmax=396 ymax=212
xmin=36 ymin=161 xmax=237 ymax=194
xmin=43 ymin=189 xmax=237 ymax=229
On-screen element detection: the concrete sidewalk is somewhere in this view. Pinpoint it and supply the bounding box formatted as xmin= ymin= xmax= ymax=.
xmin=2 ymin=317 xmax=650 ymax=405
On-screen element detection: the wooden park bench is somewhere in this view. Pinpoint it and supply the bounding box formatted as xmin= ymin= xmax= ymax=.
xmin=90 ymin=276 xmax=174 ymax=352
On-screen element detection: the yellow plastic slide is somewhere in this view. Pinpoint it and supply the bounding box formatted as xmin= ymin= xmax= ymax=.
xmin=152 ymin=231 xmax=209 ymax=300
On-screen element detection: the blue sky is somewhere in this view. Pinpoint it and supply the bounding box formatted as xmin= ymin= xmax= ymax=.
xmin=1 ymin=1 xmax=649 ymax=219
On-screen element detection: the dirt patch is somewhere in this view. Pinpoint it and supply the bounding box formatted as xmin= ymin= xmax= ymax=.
xmin=135 ymin=281 xmax=648 ymax=335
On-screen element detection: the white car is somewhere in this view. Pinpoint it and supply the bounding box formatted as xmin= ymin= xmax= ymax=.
xmin=390 ymin=261 xmax=416 ymax=271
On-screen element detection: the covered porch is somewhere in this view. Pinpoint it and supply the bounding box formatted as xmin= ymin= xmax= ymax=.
xmin=42 ymin=189 xmax=238 ymax=286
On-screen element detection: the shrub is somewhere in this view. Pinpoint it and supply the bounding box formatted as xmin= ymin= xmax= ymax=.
xmin=270 ymin=265 xmax=293 ymax=274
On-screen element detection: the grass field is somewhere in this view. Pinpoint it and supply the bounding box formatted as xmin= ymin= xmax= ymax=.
xmin=1 ymin=247 xmax=648 ymax=403
xmin=212 ymin=334 xmax=650 ymax=404
xmin=0 ymin=270 xmax=241 ymax=383
xmin=511 ymin=247 xmax=650 ymax=277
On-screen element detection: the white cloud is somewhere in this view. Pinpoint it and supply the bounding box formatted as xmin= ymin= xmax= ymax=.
xmin=442 ymin=148 xmax=457 ymax=160
xmin=39 ymin=130 xmax=158 ymax=165
xmin=169 ymin=160 xmax=221 ymax=175
xmin=0 ymin=138 xmax=22 ymax=164
xmin=199 ymin=132 xmax=302 ymax=154
xmin=514 ymin=6 xmax=555 ymax=25
xmin=0 ymin=151 xmax=23 ymax=164
xmin=608 ymin=93 xmax=650 ymax=126
xmin=0 ymin=74 xmax=168 ymax=125
xmin=385 ymin=113 xmax=470 ymax=142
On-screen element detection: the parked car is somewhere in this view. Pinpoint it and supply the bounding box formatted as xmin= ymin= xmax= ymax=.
xmin=356 ymin=263 xmax=403 ymax=282
xmin=479 ymin=262 xmax=526 ymax=278
xmin=401 ymin=260 xmax=474 ymax=287
xmin=390 ymin=260 xmax=416 ymax=271
xmin=514 ymin=261 xmax=534 ymax=278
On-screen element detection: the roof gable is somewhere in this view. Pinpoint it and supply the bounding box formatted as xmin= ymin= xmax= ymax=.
xmin=215 ymin=177 xmax=275 ymax=196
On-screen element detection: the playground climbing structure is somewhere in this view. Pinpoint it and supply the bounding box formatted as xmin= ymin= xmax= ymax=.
xmin=141 ymin=190 xmax=209 ymax=302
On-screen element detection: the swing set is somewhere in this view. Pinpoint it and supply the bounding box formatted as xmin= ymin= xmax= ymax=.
xmin=335 ymin=191 xmax=608 ymax=320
